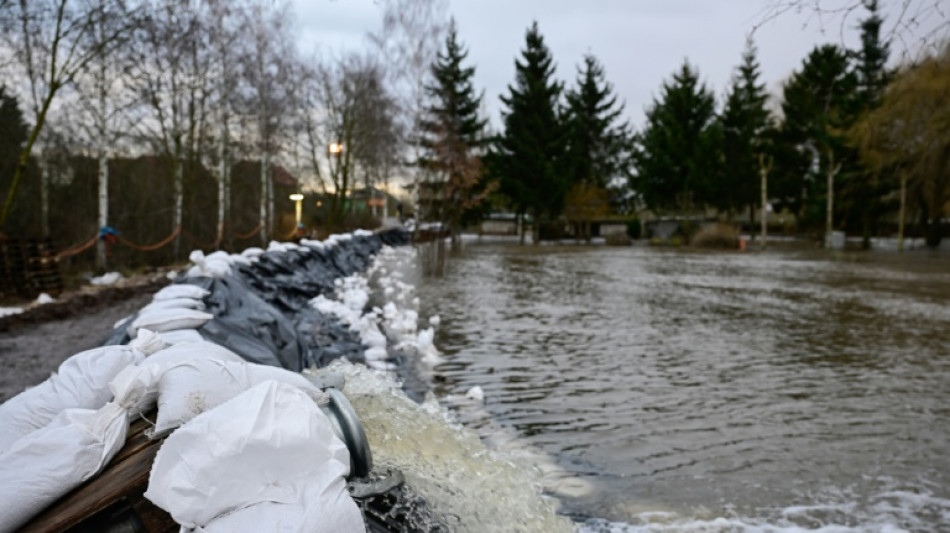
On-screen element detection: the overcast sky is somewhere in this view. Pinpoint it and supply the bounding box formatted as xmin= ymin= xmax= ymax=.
xmin=289 ymin=0 xmax=943 ymax=130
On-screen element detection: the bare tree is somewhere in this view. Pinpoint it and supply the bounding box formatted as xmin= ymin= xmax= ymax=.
xmin=369 ymin=0 xmax=449 ymax=214
xmin=71 ymin=0 xmax=142 ymax=268
xmin=757 ymin=1 xmax=949 ymax=58
xmin=0 ymin=0 xmax=138 ymax=232
xmin=203 ymin=0 xmax=246 ymax=247
xmin=131 ymin=0 xmax=211 ymax=257
xmin=237 ymin=1 xmax=299 ymax=245
xmin=304 ymin=53 xmax=400 ymax=229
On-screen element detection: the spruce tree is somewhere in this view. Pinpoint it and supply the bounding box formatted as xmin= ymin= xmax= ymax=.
xmin=633 ymin=60 xmax=717 ymax=213
xmin=780 ymin=44 xmax=857 ymax=229
xmin=718 ymin=39 xmax=773 ymax=219
xmin=493 ymin=21 xmax=567 ymax=243
xmin=564 ymin=54 xmax=633 ymax=188
xmin=562 ymin=54 xmax=633 ymax=239
xmin=420 ymin=20 xmax=490 ymax=243
xmin=842 ymin=0 xmax=892 ymax=247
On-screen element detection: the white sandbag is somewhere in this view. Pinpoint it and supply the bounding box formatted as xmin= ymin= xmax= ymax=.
xmin=109 ymin=341 xmax=243 ymax=417
xmin=0 ymin=402 xmax=128 ymax=532
xmin=128 ymin=308 xmax=213 ymax=337
xmin=188 ymin=476 xmax=362 ymax=533
xmin=144 ymin=382 xmax=359 ymax=531
xmin=158 ymin=329 xmax=205 ymax=346
xmin=186 ymin=250 xmax=232 ymax=278
xmin=0 ymin=330 xmax=165 ymax=453
xmin=141 ymin=297 xmax=206 ymax=313
xmin=152 ymin=284 xmax=209 ymax=301
xmin=152 ymin=359 xmax=327 ymax=437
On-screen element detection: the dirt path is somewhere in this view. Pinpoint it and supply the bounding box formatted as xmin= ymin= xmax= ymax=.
xmin=0 ymin=274 xmax=169 ymax=402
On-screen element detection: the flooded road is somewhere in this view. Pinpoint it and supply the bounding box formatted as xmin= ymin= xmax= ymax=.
xmin=415 ymin=243 xmax=950 ymax=531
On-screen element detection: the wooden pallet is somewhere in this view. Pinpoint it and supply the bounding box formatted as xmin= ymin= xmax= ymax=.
xmin=0 ymin=237 xmax=63 ymax=300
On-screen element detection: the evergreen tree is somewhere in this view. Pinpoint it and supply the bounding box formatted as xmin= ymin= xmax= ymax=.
xmin=779 ymin=44 xmax=857 ymax=229
xmin=718 ymin=38 xmax=774 ymax=219
xmin=633 ymin=60 xmax=717 ymax=213
xmin=420 ymin=21 xmax=492 ymax=249
xmin=0 ymin=87 xmax=29 ymax=236
xmin=562 ymin=55 xmax=633 ymax=239
xmin=564 ymin=54 xmax=633 ymax=188
xmin=841 ymin=0 xmax=893 ymax=247
xmin=492 ymin=21 xmax=568 ymax=243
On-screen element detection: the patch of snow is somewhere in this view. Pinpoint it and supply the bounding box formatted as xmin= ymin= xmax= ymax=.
xmin=0 ymin=307 xmax=24 ymax=318
xmin=91 ymin=272 xmax=124 ymax=286
xmin=36 ymin=293 xmax=55 ymax=304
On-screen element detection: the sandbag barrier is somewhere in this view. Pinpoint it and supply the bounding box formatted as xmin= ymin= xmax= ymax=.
xmin=104 ymin=228 xmax=412 ymax=373
xmin=104 ymin=227 xmax=435 ymax=529
xmin=1 ymin=227 xmax=443 ymax=532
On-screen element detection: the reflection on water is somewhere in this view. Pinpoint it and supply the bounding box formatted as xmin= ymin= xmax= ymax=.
xmin=416 ymin=244 xmax=950 ymax=530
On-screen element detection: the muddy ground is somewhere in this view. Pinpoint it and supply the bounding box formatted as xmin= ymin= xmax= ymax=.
xmin=0 ymin=274 xmax=170 ymax=402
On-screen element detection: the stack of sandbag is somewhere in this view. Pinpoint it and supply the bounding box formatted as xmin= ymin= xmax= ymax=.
xmin=0 ymin=339 xmax=242 ymax=531
xmin=0 ymin=329 xmax=166 ymax=453
xmin=128 ymin=283 xmax=214 ymax=346
xmin=145 ymin=381 xmax=364 ymax=532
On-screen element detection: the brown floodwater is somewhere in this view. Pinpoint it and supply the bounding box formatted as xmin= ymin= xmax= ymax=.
xmin=416 ymin=243 xmax=950 ymax=531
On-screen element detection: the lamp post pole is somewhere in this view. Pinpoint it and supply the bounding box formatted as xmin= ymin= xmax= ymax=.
xmin=289 ymin=193 xmax=304 ymax=228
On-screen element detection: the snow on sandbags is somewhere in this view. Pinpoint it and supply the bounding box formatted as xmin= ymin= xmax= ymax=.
xmin=0 ymin=403 xmax=129 ymax=533
xmin=151 ymin=358 xmax=328 ymax=438
xmin=0 ymin=330 xmax=166 ymax=453
xmin=152 ymin=283 xmax=210 ymax=301
xmin=145 ymin=381 xmax=363 ymax=532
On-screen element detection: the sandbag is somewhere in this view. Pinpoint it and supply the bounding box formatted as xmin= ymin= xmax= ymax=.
xmin=140 ymin=297 xmax=207 ymax=313
xmin=152 ymin=358 xmax=328 ymax=437
xmin=109 ymin=341 xmax=244 ymax=417
xmin=187 ymin=476 xmax=360 ymax=533
xmin=128 ymin=308 xmax=213 ymax=337
xmin=144 ymin=382 xmax=361 ymax=531
xmin=152 ymin=283 xmax=210 ymax=301
xmin=0 ymin=330 xmax=165 ymax=453
xmin=0 ymin=402 xmax=128 ymax=532
xmin=158 ymin=329 xmax=205 ymax=346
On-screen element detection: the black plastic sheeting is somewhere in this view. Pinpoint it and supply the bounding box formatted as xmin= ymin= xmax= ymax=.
xmin=104 ymin=229 xmax=412 ymax=373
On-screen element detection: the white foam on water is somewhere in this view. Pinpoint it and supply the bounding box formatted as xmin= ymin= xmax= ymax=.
xmin=577 ymin=482 xmax=950 ymax=533
xmin=316 ymin=359 xmax=574 ymax=533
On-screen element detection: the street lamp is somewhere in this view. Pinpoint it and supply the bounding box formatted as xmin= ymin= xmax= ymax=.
xmin=289 ymin=193 xmax=304 ymax=228
xmin=329 ymin=142 xmax=343 ymax=156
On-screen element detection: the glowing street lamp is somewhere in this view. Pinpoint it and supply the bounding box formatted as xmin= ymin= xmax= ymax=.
xmin=289 ymin=193 xmax=304 ymax=227
xmin=328 ymin=142 xmax=343 ymax=155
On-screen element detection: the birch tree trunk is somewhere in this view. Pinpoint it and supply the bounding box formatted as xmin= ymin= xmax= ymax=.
xmin=259 ymin=152 xmax=270 ymax=245
xmin=97 ymin=149 xmax=108 ymax=267
xmin=96 ymin=55 xmax=109 ymax=269
xmin=173 ymin=156 xmax=183 ymax=258
xmin=216 ymin=120 xmax=227 ymax=247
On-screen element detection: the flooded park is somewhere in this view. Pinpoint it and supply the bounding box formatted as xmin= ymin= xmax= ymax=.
xmin=416 ymin=242 xmax=950 ymax=531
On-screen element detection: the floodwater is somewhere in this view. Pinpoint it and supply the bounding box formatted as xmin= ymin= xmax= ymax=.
xmin=415 ymin=243 xmax=950 ymax=531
